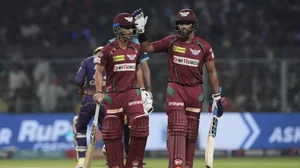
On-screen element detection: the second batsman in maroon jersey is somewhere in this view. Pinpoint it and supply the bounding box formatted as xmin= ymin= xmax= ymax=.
xmin=93 ymin=13 xmax=149 ymax=168
xmin=133 ymin=8 xmax=226 ymax=168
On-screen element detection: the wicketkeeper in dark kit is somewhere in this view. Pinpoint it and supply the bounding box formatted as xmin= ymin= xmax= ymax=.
xmin=132 ymin=8 xmax=227 ymax=168
xmin=72 ymin=46 xmax=106 ymax=168
xmin=93 ymin=12 xmax=151 ymax=168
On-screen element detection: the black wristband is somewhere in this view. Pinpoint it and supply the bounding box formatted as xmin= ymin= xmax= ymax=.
xmin=138 ymin=33 xmax=148 ymax=43
xmin=95 ymin=91 xmax=102 ymax=94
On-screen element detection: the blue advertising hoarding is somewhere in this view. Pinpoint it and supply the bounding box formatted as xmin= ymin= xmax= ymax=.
xmin=0 ymin=113 xmax=299 ymax=151
xmin=249 ymin=113 xmax=300 ymax=149
xmin=0 ymin=114 xmax=104 ymax=151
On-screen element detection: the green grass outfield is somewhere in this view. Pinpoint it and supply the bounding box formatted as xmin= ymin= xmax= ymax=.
xmin=1 ymin=157 xmax=299 ymax=168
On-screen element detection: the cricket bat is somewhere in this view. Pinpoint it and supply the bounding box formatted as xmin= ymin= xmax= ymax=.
xmin=205 ymin=87 xmax=222 ymax=168
xmin=83 ymin=104 xmax=100 ymax=168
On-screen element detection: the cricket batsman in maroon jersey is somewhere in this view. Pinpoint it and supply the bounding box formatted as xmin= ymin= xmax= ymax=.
xmin=93 ymin=13 xmax=150 ymax=168
xmin=132 ymin=8 xmax=227 ymax=168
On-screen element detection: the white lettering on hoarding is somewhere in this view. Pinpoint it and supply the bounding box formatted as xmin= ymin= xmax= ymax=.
xmin=0 ymin=128 xmax=12 ymax=145
xmin=18 ymin=120 xmax=72 ymax=142
xmin=269 ymin=126 xmax=300 ymax=143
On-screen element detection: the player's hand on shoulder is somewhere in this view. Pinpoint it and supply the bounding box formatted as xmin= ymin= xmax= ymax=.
xmin=93 ymin=92 xmax=104 ymax=104
xmin=132 ymin=8 xmax=148 ymax=34
xmin=140 ymin=88 xmax=154 ymax=114
xmin=208 ymin=93 xmax=227 ymax=117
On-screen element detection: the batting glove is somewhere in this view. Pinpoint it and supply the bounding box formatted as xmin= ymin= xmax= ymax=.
xmin=208 ymin=93 xmax=227 ymax=117
xmin=132 ymin=8 xmax=148 ymax=34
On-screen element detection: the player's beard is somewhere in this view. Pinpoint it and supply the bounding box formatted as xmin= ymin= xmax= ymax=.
xmin=176 ymin=27 xmax=193 ymax=41
xmin=180 ymin=29 xmax=193 ymax=41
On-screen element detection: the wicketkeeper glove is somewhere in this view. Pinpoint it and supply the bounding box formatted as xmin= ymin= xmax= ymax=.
xmin=141 ymin=88 xmax=154 ymax=114
xmin=132 ymin=8 xmax=148 ymax=34
xmin=208 ymin=93 xmax=227 ymax=117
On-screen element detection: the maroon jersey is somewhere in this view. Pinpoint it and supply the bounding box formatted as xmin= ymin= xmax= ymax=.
xmin=152 ymin=35 xmax=214 ymax=86
xmin=97 ymin=40 xmax=142 ymax=92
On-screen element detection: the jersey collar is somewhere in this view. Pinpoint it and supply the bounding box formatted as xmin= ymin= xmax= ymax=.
xmin=112 ymin=38 xmax=133 ymax=49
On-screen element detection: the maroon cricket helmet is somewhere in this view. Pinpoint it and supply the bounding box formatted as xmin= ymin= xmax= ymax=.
xmin=175 ymin=9 xmax=198 ymax=37
xmin=176 ymin=9 xmax=197 ymax=23
xmin=113 ymin=13 xmax=136 ymax=28
xmin=112 ymin=13 xmax=137 ymax=41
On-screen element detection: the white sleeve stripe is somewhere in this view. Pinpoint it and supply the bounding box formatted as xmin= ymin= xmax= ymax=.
xmin=140 ymin=57 xmax=150 ymax=62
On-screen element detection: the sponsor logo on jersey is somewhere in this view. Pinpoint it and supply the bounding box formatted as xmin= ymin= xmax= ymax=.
xmin=89 ymin=80 xmax=95 ymax=86
xmin=168 ymin=102 xmax=184 ymax=107
xmin=113 ymin=63 xmax=136 ymax=72
xmin=128 ymin=100 xmax=143 ymax=106
xmin=113 ymin=55 xmax=125 ymax=62
xmin=173 ymin=56 xmax=199 ymax=67
xmin=190 ymin=48 xmax=201 ymax=56
xmin=173 ymin=45 xmax=186 ymax=53
xmin=127 ymin=54 xmax=136 ymax=60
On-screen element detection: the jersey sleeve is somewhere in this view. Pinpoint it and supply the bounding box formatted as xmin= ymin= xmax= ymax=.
xmin=107 ymin=38 xmax=115 ymax=44
xmin=97 ymin=47 xmax=110 ymax=67
xmin=74 ymin=59 xmax=87 ymax=87
xmin=133 ymin=38 xmax=149 ymax=62
xmin=140 ymin=52 xmax=150 ymax=62
xmin=204 ymin=42 xmax=215 ymax=61
xmin=152 ymin=36 xmax=174 ymax=53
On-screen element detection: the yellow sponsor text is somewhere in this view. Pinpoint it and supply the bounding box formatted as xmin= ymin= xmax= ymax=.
xmin=113 ymin=55 xmax=125 ymax=62
xmin=173 ymin=45 xmax=186 ymax=53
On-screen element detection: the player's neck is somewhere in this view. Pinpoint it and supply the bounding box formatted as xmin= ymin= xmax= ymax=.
xmin=184 ymin=33 xmax=195 ymax=44
xmin=117 ymin=38 xmax=129 ymax=49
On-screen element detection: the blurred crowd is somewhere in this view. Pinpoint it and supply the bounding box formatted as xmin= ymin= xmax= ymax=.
xmin=0 ymin=0 xmax=300 ymax=113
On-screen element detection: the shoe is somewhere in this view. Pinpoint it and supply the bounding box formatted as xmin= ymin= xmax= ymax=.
xmin=74 ymin=158 xmax=85 ymax=168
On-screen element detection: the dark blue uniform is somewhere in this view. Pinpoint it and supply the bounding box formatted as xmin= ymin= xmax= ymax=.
xmin=74 ymin=55 xmax=105 ymax=159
